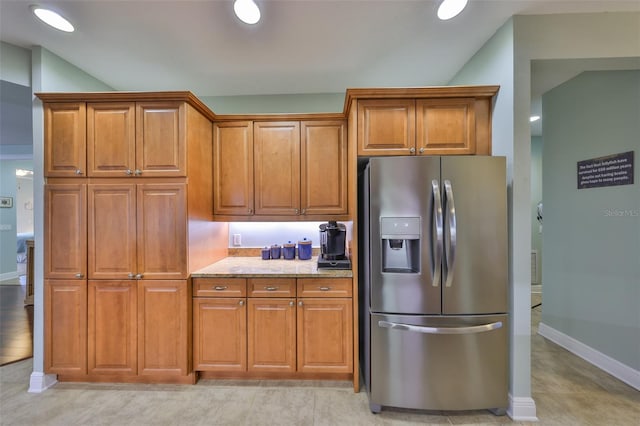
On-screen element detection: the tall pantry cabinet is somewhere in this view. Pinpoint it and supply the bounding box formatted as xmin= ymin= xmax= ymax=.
xmin=39 ymin=92 xmax=221 ymax=383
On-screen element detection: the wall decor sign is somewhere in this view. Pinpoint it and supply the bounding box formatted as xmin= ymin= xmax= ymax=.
xmin=577 ymin=151 xmax=634 ymax=189
xmin=0 ymin=197 xmax=13 ymax=208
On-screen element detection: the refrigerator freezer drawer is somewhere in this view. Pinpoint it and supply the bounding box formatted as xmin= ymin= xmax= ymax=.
xmin=370 ymin=313 xmax=508 ymax=411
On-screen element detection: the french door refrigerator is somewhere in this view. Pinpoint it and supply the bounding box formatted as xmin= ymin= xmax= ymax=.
xmin=360 ymin=156 xmax=508 ymax=414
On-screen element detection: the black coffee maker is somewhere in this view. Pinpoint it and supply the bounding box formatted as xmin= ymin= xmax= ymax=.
xmin=318 ymin=221 xmax=351 ymax=269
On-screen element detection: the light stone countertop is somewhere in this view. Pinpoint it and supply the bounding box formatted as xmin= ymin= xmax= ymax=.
xmin=191 ymin=256 xmax=353 ymax=278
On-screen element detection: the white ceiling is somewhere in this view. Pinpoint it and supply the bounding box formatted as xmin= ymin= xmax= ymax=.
xmin=1 ymin=0 xmax=639 ymax=135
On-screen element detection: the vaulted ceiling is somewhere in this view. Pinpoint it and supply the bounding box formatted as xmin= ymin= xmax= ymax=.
xmin=1 ymin=1 xmax=639 ymax=140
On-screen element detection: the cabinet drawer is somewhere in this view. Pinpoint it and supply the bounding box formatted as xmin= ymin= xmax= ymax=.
xmin=297 ymin=278 xmax=352 ymax=298
xmin=248 ymin=278 xmax=296 ymax=297
xmin=193 ymin=278 xmax=246 ymax=297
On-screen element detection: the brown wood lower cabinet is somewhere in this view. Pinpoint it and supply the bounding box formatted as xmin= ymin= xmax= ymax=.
xmin=45 ymin=278 xmax=191 ymax=382
xmin=192 ymin=276 xmax=353 ymax=379
xmin=44 ymin=279 xmax=87 ymax=375
xmin=88 ymin=280 xmax=137 ymax=375
xmin=138 ymin=280 xmax=189 ymax=376
xmin=193 ymin=297 xmax=247 ymax=371
xmin=248 ymin=298 xmax=296 ymax=372
xmin=297 ymin=298 xmax=353 ymax=373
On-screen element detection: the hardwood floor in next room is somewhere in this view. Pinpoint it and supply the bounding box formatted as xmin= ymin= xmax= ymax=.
xmin=0 ymin=292 xmax=638 ymax=425
xmin=0 ymin=277 xmax=33 ymax=366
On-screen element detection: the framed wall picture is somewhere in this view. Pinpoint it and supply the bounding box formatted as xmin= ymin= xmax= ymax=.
xmin=0 ymin=197 xmax=13 ymax=208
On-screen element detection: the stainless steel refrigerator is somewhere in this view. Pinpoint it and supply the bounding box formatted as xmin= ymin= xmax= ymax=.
xmin=360 ymin=156 xmax=508 ymax=414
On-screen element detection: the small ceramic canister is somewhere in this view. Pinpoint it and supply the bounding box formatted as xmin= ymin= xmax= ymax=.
xmin=297 ymin=238 xmax=312 ymax=260
xmin=270 ymin=244 xmax=281 ymax=259
xmin=261 ymin=247 xmax=270 ymax=260
xmin=283 ymin=241 xmax=296 ymax=260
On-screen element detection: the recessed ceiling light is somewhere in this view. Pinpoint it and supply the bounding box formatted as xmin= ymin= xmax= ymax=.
xmin=437 ymin=0 xmax=468 ymax=21
xmin=234 ymin=0 xmax=261 ymax=25
xmin=30 ymin=5 xmax=74 ymax=32
xmin=530 ymin=115 xmax=541 ymax=122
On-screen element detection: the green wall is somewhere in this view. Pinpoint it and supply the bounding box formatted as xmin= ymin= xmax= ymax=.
xmin=542 ymin=70 xmax=640 ymax=370
xmin=201 ymin=93 xmax=345 ymax=114
xmin=530 ymin=136 xmax=543 ymax=284
xmin=0 ymin=41 xmax=31 ymax=86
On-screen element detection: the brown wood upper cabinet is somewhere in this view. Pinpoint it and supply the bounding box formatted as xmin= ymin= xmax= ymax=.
xmin=213 ymin=121 xmax=254 ymax=216
xmin=44 ymin=103 xmax=87 ymax=177
xmin=213 ymin=119 xmax=347 ymax=218
xmin=356 ymin=91 xmax=494 ymax=157
xmin=88 ymin=101 xmax=187 ymax=177
xmin=44 ymin=101 xmax=187 ymax=177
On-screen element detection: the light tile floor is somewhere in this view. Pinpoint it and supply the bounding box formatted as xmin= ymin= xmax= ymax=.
xmin=0 ymin=293 xmax=638 ymax=425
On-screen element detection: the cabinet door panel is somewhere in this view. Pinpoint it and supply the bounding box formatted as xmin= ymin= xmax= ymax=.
xmin=44 ymin=184 xmax=86 ymax=279
xmin=193 ymin=298 xmax=246 ymax=371
xmin=297 ymin=298 xmax=353 ymax=373
xmin=357 ymin=99 xmax=415 ymax=156
xmin=44 ymin=279 xmax=87 ymax=374
xmin=44 ymin=103 xmax=86 ymax=177
xmin=248 ymin=298 xmax=296 ymax=372
xmin=301 ymin=121 xmax=347 ymax=215
xmin=213 ymin=121 xmax=254 ymax=215
xmin=138 ymin=280 xmax=188 ymax=376
xmin=416 ymin=98 xmax=476 ymax=155
xmin=88 ymin=281 xmax=137 ymax=375
xmin=254 ymin=122 xmax=300 ymax=215
xmin=88 ymin=184 xmax=137 ymax=279
xmin=87 ymin=103 xmax=136 ymax=177
xmin=137 ymin=183 xmax=187 ymax=279
xmin=136 ymin=102 xmax=187 ymax=176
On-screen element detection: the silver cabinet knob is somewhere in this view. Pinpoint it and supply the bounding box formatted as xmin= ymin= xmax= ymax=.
xmin=248 ymin=208 xmax=253 ymax=214
xmin=128 ymin=273 xmax=135 ymax=279
xmin=409 ymin=147 xmax=416 ymax=154
xmin=289 ymin=301 xmax=294 ymax=307
xmin=239 ymin=300 xmax=245 ymax=306
xmin=135 ymin=274 xmax=143 ymax=280
xmin=125 ymin=169 xmax=133 ymax=176
xmin=75 ymin=169 xmax=83 ymax=175
xmin=419 ymin=147 xmax=425 ymax=154
xmin=134 ymin=169 xmax=142 ymax=176
xmin=301 ymin=209 xmax=306 ymax=215
xmin=294 ymin=209 xmax=299 ymax=215
xmin=75 ymin=273 xmax=84 ymax=279
xmin=298 ymin=301 xmax=303 ymax=307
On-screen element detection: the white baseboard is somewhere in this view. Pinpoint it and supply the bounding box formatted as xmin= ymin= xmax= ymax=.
xmin=538 ymin=322 xmax=640 ymax=390
xmin=0 ymin=271 xmax=19 ymax=282
xmin=28 ymin=372 xmax=57 ymax=393
xmin=508 ymin=394 xmax=538 ymax=421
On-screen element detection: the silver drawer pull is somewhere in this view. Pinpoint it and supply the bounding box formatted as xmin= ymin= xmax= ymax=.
xmin=318 ymin=286 xmax=331 ymax=291
xmin=265 ymin=286 xmax=278 ymax=291
xmin=239 ymin=300 xmax=245 ymax=306
xmin=214 ymin=286 xmax=228 ymax=291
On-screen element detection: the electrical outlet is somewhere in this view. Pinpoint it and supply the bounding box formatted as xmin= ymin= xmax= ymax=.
xmin=233 ymin=233 xmax=242 ymax=246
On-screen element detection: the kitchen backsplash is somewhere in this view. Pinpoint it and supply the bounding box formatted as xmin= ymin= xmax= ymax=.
xmin=228 ymin=221 xmax=352 ymax=249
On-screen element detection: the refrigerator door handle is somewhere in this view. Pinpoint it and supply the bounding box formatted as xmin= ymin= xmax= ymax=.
xmin=431 ymin=180 xmax=443 ymax=287
xmin=378 ymin=320 xmax=502 ymax=335
xmin=443 ymin=180 xmax=457 ymax=288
